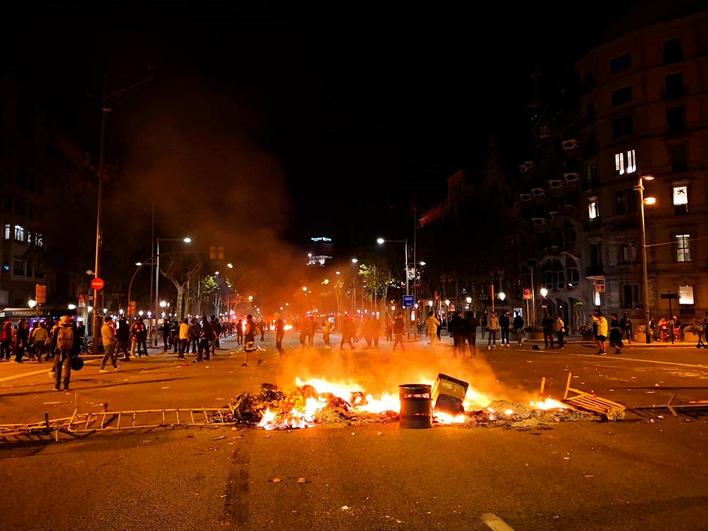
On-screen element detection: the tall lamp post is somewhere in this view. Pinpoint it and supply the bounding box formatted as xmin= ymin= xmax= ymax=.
xmin=376 ymin=237 xmax=409 ymax=296
xmin=90 ymin=73 xmax=153 ymax=346
xmin=634 ymin=175 xmax=656 ymax=343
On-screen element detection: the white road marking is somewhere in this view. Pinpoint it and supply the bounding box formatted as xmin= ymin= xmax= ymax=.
xmin=481 ymin=512 xmax=515 ymax=531
xmin=516 ymin=349 xmax=708 ymax=369
xmin=0 ymin=359 xmax=98 ymax=383
xmin=569 ymin=353 xmax=708 ymax=369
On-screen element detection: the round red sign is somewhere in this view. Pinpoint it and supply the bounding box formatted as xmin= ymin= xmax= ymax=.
xmin=90 ymin=277 xmax=105 ymax=291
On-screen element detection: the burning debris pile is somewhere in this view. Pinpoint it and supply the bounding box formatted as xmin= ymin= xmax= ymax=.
xmin=221 ymin=374 xmax=595 ymax=431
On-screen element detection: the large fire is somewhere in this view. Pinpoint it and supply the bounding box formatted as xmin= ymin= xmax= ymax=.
xmin=255 ymin=376 xmax=567 ymax=430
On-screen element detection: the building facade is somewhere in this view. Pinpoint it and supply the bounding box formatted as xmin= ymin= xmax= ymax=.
xmin=577 ymin=9 xmax=708 ymax=323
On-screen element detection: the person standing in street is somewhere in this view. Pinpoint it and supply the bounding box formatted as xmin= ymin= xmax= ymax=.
xmin=198 ymin=315 xmax=212 ymax=361
xmin=694 ymin=311 xmax=707 ymax=348
xmin=275 ymin=315 xmax=285 ymax=356
xmin=499 ymin=311 xmax=510 ymax=348
xmin=609 ymin=313 xmax=623 ymax=354
xmin=31 ymin=321 xmax=50 ymax=362
xmin=132 ymin=317 xmax=148 ymax=356
xmin=449 ymin=311 xmax=466 ymax=357
xmin=178 ymin=318 xmax=189 ymax=359
xmin=14 ymin=318 xmax=29 ymax=363
xmin=51 ymin=315 xmax=75 ymax=391
xmin=99 ymin=316 xmax=118 ymax=373
xmin=425 ymin=312 xmax=440 ymax=347
xmin=188 ymin=318 xmax=200 ymax=354
xmin=392 ymin=314 xmax=405 ymax=352
xmin=464 ymin=311 xmax=478 ymax=358
xmin=116 ymin=317 xmax=131 ymax=361
xmin=161 ymin=319 xmax=171 ymax=352
xmin=554 ymin=313 xmax=565 ymax=348
xmin=593 ymin=310 xmax=608 ymax=355
xmin=513 ymin=311 xmax=525 ymax=346
xmin=322 ymin=319 xmax=331 ymax=348
xmin=236 ymin=319 xmax=243 ymax=345
xmin=487 ymin=311 xmax=500 ymax=350
xmin=620 ymin=313 xmax=633 ymax=344
xmin=340 ymin=314 xmax=356 ymax=351
xmin=542 ymin=312 xmax=555 ymax=349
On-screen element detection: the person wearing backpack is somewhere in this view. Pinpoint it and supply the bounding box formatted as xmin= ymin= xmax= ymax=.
xmin=52 ymin=315 xmax=75 ymax=391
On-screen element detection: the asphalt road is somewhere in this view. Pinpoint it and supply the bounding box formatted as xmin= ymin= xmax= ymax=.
xmin=1 ymin=333 xmax=706 ymax=530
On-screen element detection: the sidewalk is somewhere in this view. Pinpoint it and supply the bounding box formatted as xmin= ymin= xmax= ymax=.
xmin=522 ymin=337 xmax=701 ymax=348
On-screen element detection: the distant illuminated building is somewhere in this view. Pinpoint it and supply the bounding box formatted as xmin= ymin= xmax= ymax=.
xmin=307 ymin=236 xmax=333 ymax=266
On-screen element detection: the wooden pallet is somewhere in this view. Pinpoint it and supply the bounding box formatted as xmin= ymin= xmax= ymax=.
xmin=562 ymin=372 xmax=626 ymax=420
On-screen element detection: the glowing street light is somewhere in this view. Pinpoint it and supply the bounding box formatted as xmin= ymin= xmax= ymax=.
xmin=466 ymin=296 xmax=472 ymax=304
xmin=635 ymin=174 xmax=657 ymax=343
xmin=28 ymin=299 xmax=37 ymax=309
xmin=138 ymin=310 xmax=144 ymax=317
xmin=351 ymin=258 xmax=358 ymax=264
xmin=183 ymin=236 xmax=192 ymax=243
xmin=68 ymin=303 xmax=77 ymax=310
xmin=498 ymin=291 xmax=506 ymax=301
xmin=376 ymin=237 xmax=385 ymax=245
xmin=540 ymin=287 xmax=548 ymax=298
xmin=419 ymin=261 xmax=426 ymax=266
xmin=227 ymin=263 xmax=234 ymax=269
xmin=159 ymin=300 xmax=167 ymax=308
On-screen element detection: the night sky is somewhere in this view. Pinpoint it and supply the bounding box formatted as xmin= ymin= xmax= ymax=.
xmin=6 ymin=1 xmax=633 ymax=261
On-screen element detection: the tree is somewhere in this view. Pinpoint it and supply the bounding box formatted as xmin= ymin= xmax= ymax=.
xmin=160 ymin=255 xmax=203 ymax=321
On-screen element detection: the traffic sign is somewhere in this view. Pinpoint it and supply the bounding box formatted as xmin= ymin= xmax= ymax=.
xmin=402 ymin=295 xmax=415 ymax=308
xmin=90 ymin=277 xmax=105 ymax=291
xmin=35 ymin=284 xmax=46 ymax=304
xmin=522 ymin=288 xmax=532 ymax=300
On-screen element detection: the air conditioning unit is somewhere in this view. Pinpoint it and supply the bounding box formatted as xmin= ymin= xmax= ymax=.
xmin=520 ymin=193 xmax=532 ymax=202
xmin=562 ymin=139 xmax=578 ymax=150
xmin=531 ymin=187 xmax=545 ymax=197
xmin=532 ymin=217 xmax=546 ymax=225
xmin=563 ymin=172 xmax=580 ymax=183
xmin=549 ymin=179 xmax=563 ymax=189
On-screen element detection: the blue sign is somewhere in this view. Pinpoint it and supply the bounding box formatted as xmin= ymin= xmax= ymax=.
xmin=402 ymin=295 xmax=415 ymax=308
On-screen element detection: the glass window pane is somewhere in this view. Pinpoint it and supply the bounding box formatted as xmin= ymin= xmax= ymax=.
xmin=679 ymin=285 xmax=694 ymax=305
xmin=672 ymin=186 xmax=688 ymax=206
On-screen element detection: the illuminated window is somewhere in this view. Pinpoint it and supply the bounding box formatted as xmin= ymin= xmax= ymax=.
xmin=594 ymin=291 xmax=602 ymax=307
xmin=14 ymin=224 xmax=25 ymax=242
xmin=672 ymin=185 xmax=687 ymax=206
xmin=674 ymin=234 xmax=691 ymax=262
xmin=615 ymin=153 xmax=625 ymax=175
xmin=626 ymin=149 xmax=636 ymax=173
xmin=3 ymin=224 xmax=10 ymax=240
xmin=678 ymin=285 xmax=694 ymax=305
xmin=588 ymin=200 xmax=599 ymax=220
xmin=36 ymin=233 xmax=43 ymax=247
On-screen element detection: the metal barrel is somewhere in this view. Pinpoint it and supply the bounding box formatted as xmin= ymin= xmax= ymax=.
xmin=399 ymin=384 xmax=433 ymax=429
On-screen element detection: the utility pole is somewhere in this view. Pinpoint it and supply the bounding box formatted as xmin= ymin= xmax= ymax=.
xmin=91 ymin=75 xmax=108 ymax=342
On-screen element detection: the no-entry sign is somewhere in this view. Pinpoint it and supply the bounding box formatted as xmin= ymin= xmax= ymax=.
xmin=90 ymin=277 xmax=105 ymax=291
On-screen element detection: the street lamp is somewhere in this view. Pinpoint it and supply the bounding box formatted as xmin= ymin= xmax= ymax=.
xmin=351 ymin=258 xmax=358 ymax=264
xmin=28 ymin=299 xmax=37 ymax=309
xmin=540 ymin=287 xmax=548 ymax=298
xmin=68 ymin=303 xmax=77 ymax=310
xmin=634 ymin=175 xmax=656 ymax=343
xmin=498 ymin=291 xmax=506 ymax=302
xmin=376 ymin=237 xmax=409 ymax=296
xmin=127 ymin=258 xmax=153 ymax=319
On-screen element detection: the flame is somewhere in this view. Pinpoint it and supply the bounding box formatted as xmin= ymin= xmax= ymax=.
xmin=434 ymin=412 xmax=466 ymax=424
xmin=529 ymin=398 xmax=568 ymax=410
xmin=256 ymin=376 xmax=568 ymax=430
xmin=284 ymin=324 xmax=294 ymax=331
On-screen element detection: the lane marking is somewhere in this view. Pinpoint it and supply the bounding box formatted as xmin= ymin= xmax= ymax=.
xmin=0 ymin=359 xmax=98 ymax=383
xmin=481 ymin=512 xmax=515 ymax=531
xmin=513 ymin=349 xmax=707 ymax=370
xmin=569 ymin=353 xmax=708 ymax=369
